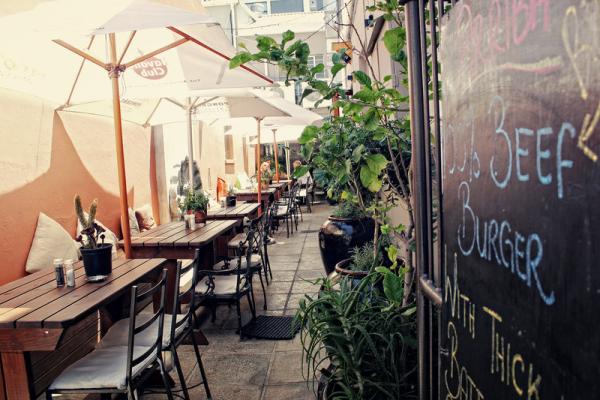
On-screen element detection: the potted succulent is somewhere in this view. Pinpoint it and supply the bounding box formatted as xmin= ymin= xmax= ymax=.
xmin=226 ymin=186 xmax=237 ymax=207
xmin=75 ymin=195 xmax=112 ymax=281
xmin=318 ymin=202 xmax=374 ymax=275
xmin=181 ymin=190 xmax=209 ymax=224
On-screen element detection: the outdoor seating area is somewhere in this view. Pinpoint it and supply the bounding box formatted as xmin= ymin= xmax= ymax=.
xmin=2 ymin=0 xmax=594 ymax=399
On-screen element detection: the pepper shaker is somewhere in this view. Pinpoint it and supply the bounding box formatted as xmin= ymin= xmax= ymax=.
xmin=54 ymin=258 xmax=65 ymax=287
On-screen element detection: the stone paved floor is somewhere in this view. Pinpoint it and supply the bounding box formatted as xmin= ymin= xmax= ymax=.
xmin=152 ymin=203 xmax=330 ymax=400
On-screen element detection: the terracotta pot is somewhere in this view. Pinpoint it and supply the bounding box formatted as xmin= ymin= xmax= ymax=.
xmin=261 ymin=182 xmax=270 ymax=190
xmin=195 ymin=210 xmax=207 ymax=224
xmin=318 ymin=216 xmax=375 ymax=275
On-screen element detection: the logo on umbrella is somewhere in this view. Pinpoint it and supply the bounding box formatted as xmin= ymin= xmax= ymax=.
xmin=132 ymin=57 xmax=168 ymax=80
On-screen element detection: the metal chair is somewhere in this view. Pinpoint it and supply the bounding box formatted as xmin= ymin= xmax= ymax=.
xmin=195 ymin=228 xmax=258 ymax=339
xmin=96 ymin=256 xmax=212 ymax=399
xmin=272 ymin=183 xmax=299 ymax=237
xmin=46 ymin=269 xmax=172 ymax=400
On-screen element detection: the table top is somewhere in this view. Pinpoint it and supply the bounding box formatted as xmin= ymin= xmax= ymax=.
xmin=207 ymin=202 xmax=259 ymax=220
xmin=235 ymin=187 xmax=277 ymax=196
xmin=0 ymin=258 xmax=167 ymax=329
xmin=269 ymin=180 xmax=290 ymax=190
xmin=125 ymin=219 xmax=237 ymax=249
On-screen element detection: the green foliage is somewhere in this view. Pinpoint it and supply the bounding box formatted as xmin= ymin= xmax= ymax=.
xmin=74 ymin=195 xmax=106 ymax=250
xmin=180 ymin=190 xmax=209 ymax=213
xmin=296 ymin=271 xmax=417 ymax=400
xmin=349 ymin=242 xmax=380 ymax=272
xmin=332 ymin=201 xmax=366 ymax=219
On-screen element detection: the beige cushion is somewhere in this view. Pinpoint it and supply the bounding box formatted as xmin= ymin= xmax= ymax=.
xmin=25 ymin=213 xmax=80 ymax=273
xmin=128 ymin=208 xmax=140 ymax=235
xmin=196 ymin=275 xmax=243 ymax=296
xmin=135 ymin=204 xmax=156 ymax=232
xmin=49 ymin=346 xmax=156 ymax=390
xmin=227 ymin=233 xmax=246 ymax=249
xmin=98 ymin=314 xmax=188 ymax=349
xmin=76 ymin=212 xmax=118 ymax=257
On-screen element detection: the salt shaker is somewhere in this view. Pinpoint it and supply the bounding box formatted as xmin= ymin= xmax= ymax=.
xmin=65 ymin=259 xmax=75 ymax=287
xmin=53 ymin=258 xmax=65 ymax=287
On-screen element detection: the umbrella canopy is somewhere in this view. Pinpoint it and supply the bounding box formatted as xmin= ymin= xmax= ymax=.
xmin=0 ymin=0 xmax=272 ymax=257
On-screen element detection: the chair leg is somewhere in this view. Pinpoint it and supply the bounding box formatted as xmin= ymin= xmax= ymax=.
xmin=158 ymin=357 xmax=175 ymax=400
xmin=236 ymin=298 xmax=243 ymax=339
xmin=172 ymin=347 xmax=190 ymax=399
xmin=45 ymin=391 xmax=52 ymax=400
xmin=210 ymin=303 xmax=217 ymax=323
xmin=190 ymin=329 xmax=213 ymax=399
xmin=247 ymin=291 xmax=257 ymax=318
xmin=263 ymin=247 xmax=273 ymax=281
xmin=285 ymin=216 xmax=290 ymax=237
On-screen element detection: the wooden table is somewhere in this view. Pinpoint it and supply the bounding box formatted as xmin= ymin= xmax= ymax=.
xmin=207 ymin=202 xmax=260 ymax=221
xmin=0 ymin=258 xmax=167 ymax=399
xmin=234 ymin=188 xmax=277 ymax=208
xmin=120 ymin=220 xmax=238 ymax=311
xmin=269 ymin=180 xmax=291 ymax=198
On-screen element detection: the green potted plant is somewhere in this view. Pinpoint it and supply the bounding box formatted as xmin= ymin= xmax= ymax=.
xmin=75 ymin=195 xmax=112 ymax=281
xmin=181 ymin=190 xmax=209 ymax=224
xmin=297 ymin=268 xmax=417 ymax=400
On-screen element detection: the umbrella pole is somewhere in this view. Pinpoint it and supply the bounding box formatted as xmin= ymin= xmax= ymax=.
xmin=186 ymin=97 xmax=194 ymax=191
xmin=109 ymin=33 xmax=132 ymax=259
xmin=285 ymin=140 xmax=291 ymax=178
xmin=256 ymin=117 xmax=263 ymax=214
xmin=272 ymin=129 xmax=279 ymax=182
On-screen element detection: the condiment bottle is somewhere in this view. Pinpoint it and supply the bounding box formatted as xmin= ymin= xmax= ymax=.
xmin=65 ymin=259 xmax=75 ymax=287
xmin=54 ymin=258 xmax=65 ymax=287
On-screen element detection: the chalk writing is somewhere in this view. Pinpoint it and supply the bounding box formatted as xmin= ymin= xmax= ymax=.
xmin=445 ymin=250 xmax=477 ymax=339
xmin=444 ymin=321 xmax=485 ymax=400
xmin=457 ymin=181 xmax=555 ymax=305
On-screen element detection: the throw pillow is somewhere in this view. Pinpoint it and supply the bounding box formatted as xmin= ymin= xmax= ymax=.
xmin=135 ymin=204 xmax=156 ymax=232
xmin=25 ymin=213 xmax=80 ymax=273
xmin=129 ymin=208 xmax=140 ymax=235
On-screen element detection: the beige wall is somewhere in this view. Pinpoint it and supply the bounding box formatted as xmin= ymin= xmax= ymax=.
xmin=0 ymin=88 xmax=153 ymax=284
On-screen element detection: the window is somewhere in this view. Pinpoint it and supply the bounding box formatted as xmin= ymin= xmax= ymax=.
xmin=310 ymin=0 xmax=323 ymax=11
xmin=247 ymin=1 xmax=268 ymax=14
xmin=270 ymin=0 xmax=304 ymax=14
xmin=308 ymin=54 xmax=326 ymax=79
xmin=224 ymin=130 xmax=235 ymax=174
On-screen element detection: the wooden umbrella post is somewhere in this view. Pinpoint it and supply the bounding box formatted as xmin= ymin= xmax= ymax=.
xmin=272 ymin=128 xmax=279 ymax=182
xmin=186 ymin=97 xmax=194 ymax=191
xmin=109 ymin=33 xmax=132 ymax=258
xmin=255 ymin=117 xmax=263 ymax=214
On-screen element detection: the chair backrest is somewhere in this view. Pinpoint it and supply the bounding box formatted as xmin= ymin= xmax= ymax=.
xmin=126 ymin=268 xmax=168 ymax=383
xmin=169 ymin=257 xmax=199 ymax=345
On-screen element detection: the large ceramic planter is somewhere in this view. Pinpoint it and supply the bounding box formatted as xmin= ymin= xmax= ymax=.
xmin=80 ymin=244 xmax=113 ymax=280
xmin=318 ymin=216 xmax=374 ymax=275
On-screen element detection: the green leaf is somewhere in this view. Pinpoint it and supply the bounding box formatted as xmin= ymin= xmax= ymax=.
xmin=330 ymin=63 xmax=345 ymax=77
xmin=352 ymin=144 xmax=365 ymax=162
xmin=360 ymin=165 xmax=382 ymax=192
xmin=365 ymin=153 xmax=388 ymax=174
xmin=383 ymin=27 xmax=406 ymax=62
xmin=281 ymin=30 xmax=295 ymax=46
xmin=402 ymin=306 xmax=417 ymax=317
xmin=352 ymin=88 xmax=377 ymax=103
xmin=292 ymin=165 xmax=309 ymax=178
xmin=362 ymin=108 xmax=379 ymax=131
xmin=383 ymin=272 xmax=404 ymax=304
xmin=387 ymin=245 xmax=398 ymax=264
xmin=353 ymin=70 xmax=372 ymax=88
xmin=298 ymin=125 xmax=318 ymax=144
xmin=229 ymin=52 xmax=252 ymax=69
xmin=256 ymin=35 xmax=277 ymax=51
xmin=310 ymin=63 xmax=325 ymax=74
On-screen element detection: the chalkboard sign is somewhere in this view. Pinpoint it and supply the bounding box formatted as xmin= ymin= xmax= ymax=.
xmin=440 ymin=1 xmax=600 ymax=398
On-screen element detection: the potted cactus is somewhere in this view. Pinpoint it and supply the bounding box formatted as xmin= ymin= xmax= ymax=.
xmin=75 ymin=195 xmax=112 ymax=281
xmin=181 ymin=190 xmax=209 ymax=224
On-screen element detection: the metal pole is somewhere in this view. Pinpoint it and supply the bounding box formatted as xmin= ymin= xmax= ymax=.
xmin=285 ymin=140 xmax=291 ymax=178
xmin=108 ymin=33 xmax=132 ymax=259
xmin=405 ymin=1 xmax=431 ymax=398
xmin=272 ymin=129 xmax=280 ymax=182
xmin=255 ymin=117 xmax=263 ymax=214
xmin=186 ymin=97 xmax=194 ymax=191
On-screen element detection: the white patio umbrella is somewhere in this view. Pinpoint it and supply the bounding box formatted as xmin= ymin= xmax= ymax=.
xmin=0 ymin=0 xmax=272 ymax=257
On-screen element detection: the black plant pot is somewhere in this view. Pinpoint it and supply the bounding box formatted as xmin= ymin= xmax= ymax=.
xmin=318 ymin=217 xmax=375 ymax=275
xmin=80 ymin=244 xmax=113 ymax=280
xmin=226 ymin=195 xmax=237 ymax=207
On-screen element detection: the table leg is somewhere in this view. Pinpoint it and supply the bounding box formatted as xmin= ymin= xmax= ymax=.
xmin=1 ymin=352 xmax=30 ymax=400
